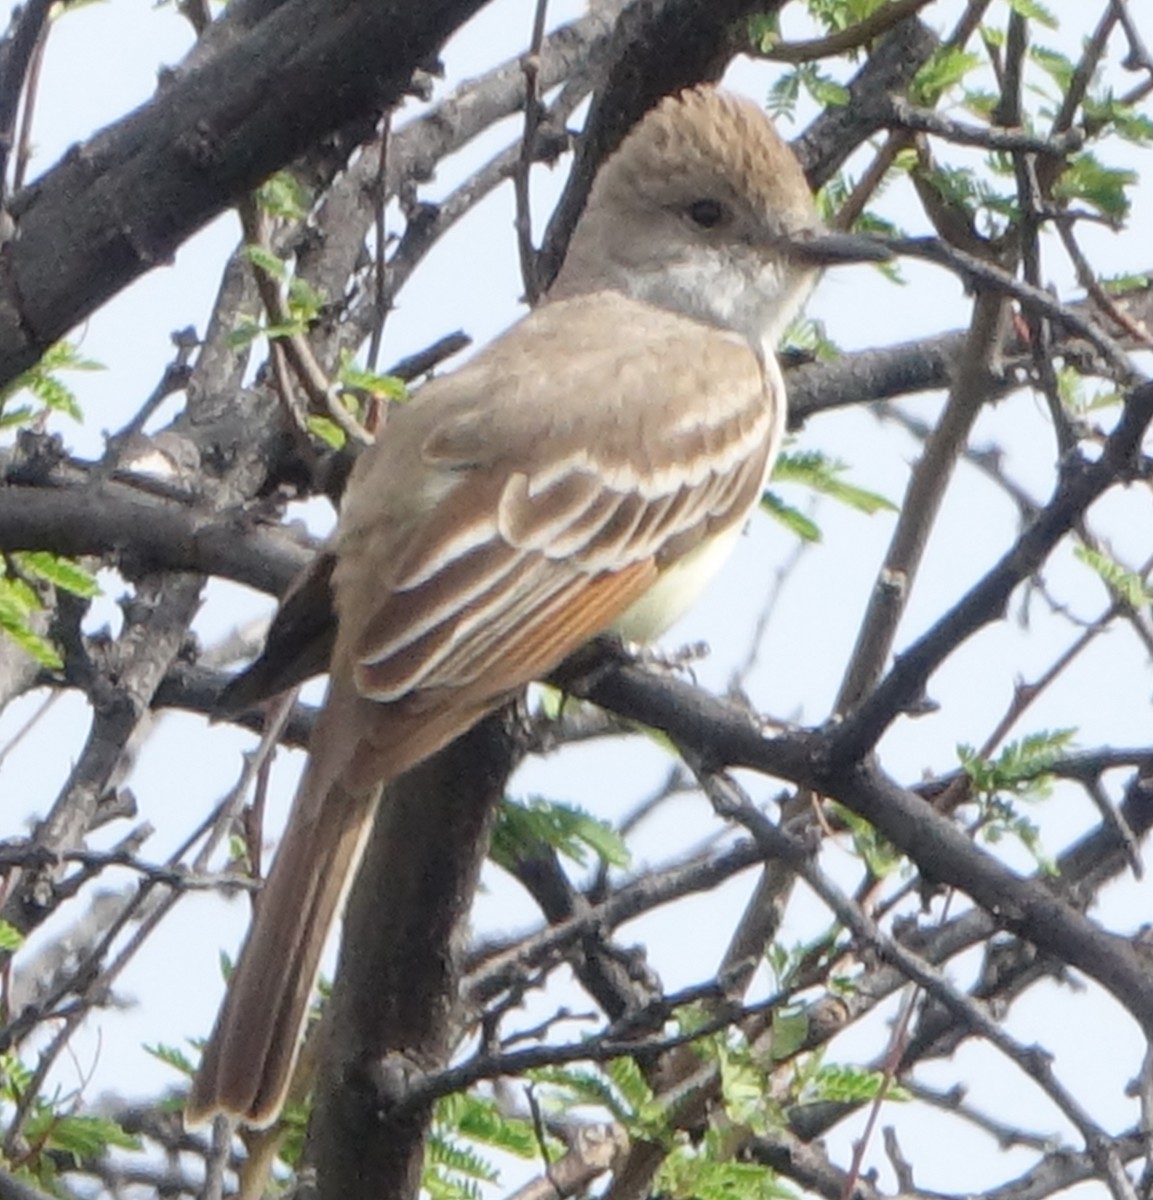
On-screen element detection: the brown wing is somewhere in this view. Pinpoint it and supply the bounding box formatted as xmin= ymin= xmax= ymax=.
xmin=325 ymin=293 xmax=781 ymax=789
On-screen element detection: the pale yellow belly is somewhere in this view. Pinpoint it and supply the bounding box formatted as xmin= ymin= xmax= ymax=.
xmin=610 ymin=522 xmax=744 ymax=644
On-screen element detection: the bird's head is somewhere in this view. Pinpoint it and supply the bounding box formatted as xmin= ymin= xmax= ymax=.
xmin=552 ymin=86 xmax=887 ymax=360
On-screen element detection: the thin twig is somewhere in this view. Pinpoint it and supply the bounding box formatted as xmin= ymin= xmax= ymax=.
xmin=1052 ymin=5 xmax=1118 ymax=136
xmin=515 ymin=0 xmax=550 ymax=304
xmin=835 ymin=287 xmax=1009 ymax=711
xmin=1110 ymin=0 xmax=1153 ymax=76
xmin=385 ymin=330 xmax=471 ymax=383
xmin=239 ymin=199 xmax=372 ymax=444
xmin=0 ymin=0 xmax=53 ymax=197
xmin=888 ymin=98 xmax=1085 ymax=156
xmin=101 ymin=331 xmax=198 ymax=461
xmin=1003 ymin=9 xmax=1079 ymax=454
xmin=832 ymin=379 xmax=1153 ymax=761
xmin=833 ymin=131 xmax=910 ymax=232
xmin=0 ymin=700 xmax=294 ymax=1148
xmin=888 ymin=236 xmax=1141 ymax=384
xmin=10 ymin=22 xmax=46 ymax=194
xmin=1055 ymin=218 xmax=1153 ymax=349
xmin=841 ymin=985 xmax=918 ymax=1200
xmin=0 ymin=690 xmax=58 ymax=772
xmin=754 ymin=0 xmax=935 ymax=64
xmin=366 ymin=111 xmax=392 ymax=373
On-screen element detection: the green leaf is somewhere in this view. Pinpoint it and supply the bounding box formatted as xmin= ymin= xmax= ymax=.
xmin=338 ymin=356 xmax=409 ymax=401
xmin=806 ymin=71 xmax=849 ymax=109
xmin=25 ymin=1111 xmax=141 ymax=1159
xmin=911 ymin=47 xmax=981 ymax=104
xmin=1083 ymin=94 xmax=1153 ymax=145
xmin=0 ymin=919 xmax=24 ymax=951
xmin=4 ymin=575 xmax=39 ymax=611
xmin=804 ymin=0 xmax=891 ymax=35
xmin=0 ymin=580 xmax=61 ymax=669
xmin=658 ymin=1143 xmax=794 ymax=1200
xmin=1007 ymin=0 xmax=1057 ymax=29
xmin=1100 ymin=272 xmax=1150 ymax=295
xmin=37 ymin=342 xmax=101 ymax=374
xmin=747 ymin=12 xmax=780 ymax=53
xmin=26 ymin=373 xmax=83 ymax=420
xmin=766 ymin=70 xmax=801 ymax=121
xmin=1054 ymin=153 xmax=1137 ymax=220
xmin=958 ymin=728 xmax=1077 ymax=794
xmin=144 ymin=1042 xmax=196 ymax=1077
xmin=287 ymin=275 xmax=325 ymax=321
xmin=532 ymin=682 xmax=567 ymax=721
xmin=797 ymin=62 xmax=850 ymax=110
xmin=772 ymin=450 xmax=897 ymax=516
xmin=1029 ymin=44 xmax=1074 ymax=91
xmin=12 ymin=551 xmax=101 ymax=599
xmin=833 ymin=804 xmax=903 ymax=877
xmin=527 ymin=1065 xmax=625 ymax=1121
xmin=769 ymin=1006 xmax=810 ymax=1061
xmin=605 ymin=1055 xmax=659 ymax=1115
xmin=425 ymin=1132 xmax=497 ymax=1197
xmin=241 ymin=242 xmax=287 ymax=279
xmin=307 ymin=414 xmax=348 ymax=450
xmin=491 ymin=795 xmax=630 ymax=873
xmin=428 ymin=1137 xmax=493 ymax=1177
xmin=1075 ymin=545 xmax=1153 ymax=609
xmin=1054 ymin=367 xmax=1120 ymax=416
xmin=258 ymin=171 xmax=311 ymax=221
xmin=760 ymin=491 xmax=821 ymax=543
xmin=0 ymin=339 xmax=101 ymax=424
xmin=719 ymin=1046 xmax=769 ymax=1131
xmin=0 ymin=1050 xmax=34 ymax=1095
xmin=916 ymin=162 xmax=1018 ymax=230
xmin=764 ymin=941 xmax=808 ymax=991
xmin=0 ymin=405 xmax=34 ymax=428
xmin=958 ymin=731 xmax=1068 ymax=874
xmin=437 ymin=1093 xmax=540 ymax=1160
xmin=527 ymin=1062 xmax=662 ymax=1134
xmin=228 ymin=314 xmax=265 ymax=348
xmin=779 ymin=316 xmax=840 ymax=362
xmin=803 ymin=1062 xmax=907 ymax=1103
xmin=962 ymin=88 xmax=1000 ymax=120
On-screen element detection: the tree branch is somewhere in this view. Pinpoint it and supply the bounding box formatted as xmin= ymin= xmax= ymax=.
xmin=0 ymin=478 xmax=311 ymax=596
xmin=307 ymin=713 xmax=520 ymax=1196
xmin=0 ymin=0 xmax=494 ymax=386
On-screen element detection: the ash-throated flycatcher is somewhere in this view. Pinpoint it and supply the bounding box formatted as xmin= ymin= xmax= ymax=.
xmin=187 ymin=86 xmax=886 ymax=1127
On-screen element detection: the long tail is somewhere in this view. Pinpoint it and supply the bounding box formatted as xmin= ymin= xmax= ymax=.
xmin=186 ymin=713 xmax=378 ymax=1127
xmin=187 ymin=663 xmax=509 ymax=1127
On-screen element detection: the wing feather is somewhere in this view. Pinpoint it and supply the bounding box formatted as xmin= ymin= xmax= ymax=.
xmin=332 ymin=291 xmax=782 ymax=719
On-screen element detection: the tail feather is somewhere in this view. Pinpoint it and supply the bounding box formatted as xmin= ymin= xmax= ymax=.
xmin=187 ymin=668 xmax=510 ymax=1127
xmin=186 ymin=770 xmax=377 ymax=1127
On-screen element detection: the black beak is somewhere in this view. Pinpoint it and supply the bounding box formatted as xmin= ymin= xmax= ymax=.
xmin=789 ymin=230 xmax=893 ymax=265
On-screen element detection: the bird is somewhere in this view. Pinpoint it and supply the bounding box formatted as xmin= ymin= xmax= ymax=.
xmin=186 ymin=84 xmax=887 ymax=1128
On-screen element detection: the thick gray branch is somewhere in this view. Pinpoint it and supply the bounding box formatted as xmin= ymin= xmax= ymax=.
xmin=0 ymin=0 xmax=492 ymax=387
xmin=0 ymin=479 xmax=311 ymax=595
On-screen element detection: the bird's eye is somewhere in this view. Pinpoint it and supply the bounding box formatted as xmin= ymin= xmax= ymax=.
xmin=685 ymin=198 xmax=729 ymax=229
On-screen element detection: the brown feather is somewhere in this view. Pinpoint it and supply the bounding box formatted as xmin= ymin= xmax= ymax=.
xmin=186 ymin=681 xmax=377 ymax=1125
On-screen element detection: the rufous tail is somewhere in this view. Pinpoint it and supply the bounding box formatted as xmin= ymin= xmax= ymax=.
xmin=185 ymin=764 xmax=377 ymax=1128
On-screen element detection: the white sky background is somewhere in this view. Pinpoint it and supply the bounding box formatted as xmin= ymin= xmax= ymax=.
xmin=0 ymin=0 xmax=1151 ymax=1195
